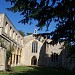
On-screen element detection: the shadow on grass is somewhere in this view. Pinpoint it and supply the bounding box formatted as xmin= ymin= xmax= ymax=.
xmin=9 ymin=66 xmax=75 ymax=75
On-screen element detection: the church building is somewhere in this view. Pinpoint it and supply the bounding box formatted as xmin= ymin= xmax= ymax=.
xmin=0 ymin=13 xmax=74 ymax=71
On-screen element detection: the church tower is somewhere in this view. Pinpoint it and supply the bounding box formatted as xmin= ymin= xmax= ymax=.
xmin=34 ymin=28 xmax=37 ymax=34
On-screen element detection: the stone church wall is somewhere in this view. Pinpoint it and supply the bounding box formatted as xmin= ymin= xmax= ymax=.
xmin=0 ymin=14 xmax=23 ymax=71
xmin=0 ymin=47 xmax=6 ymax=71
xmin=0 ymin=13 xmax=75 ymax=71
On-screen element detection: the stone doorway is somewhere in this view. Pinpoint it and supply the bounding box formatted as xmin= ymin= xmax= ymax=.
xmin=31 ymin=56 xmax=37 ymax=65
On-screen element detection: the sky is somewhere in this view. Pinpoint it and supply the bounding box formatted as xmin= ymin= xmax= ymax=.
xmin=0 ymin=0 xmax=56 ymax=34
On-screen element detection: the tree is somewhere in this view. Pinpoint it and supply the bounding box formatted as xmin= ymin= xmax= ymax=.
xmin=26 ymin=32 xmax=32 ymax=35
xmin=5 ymin=0 xmax=75 ymax=44
xmin=6 ymin=45 xmax=14 ymax=71
xmin=18 ymin=30 xmax=25 ymax=37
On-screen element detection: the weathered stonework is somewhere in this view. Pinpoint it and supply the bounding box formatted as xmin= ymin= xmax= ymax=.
xmin=0 ymin=13 xmax=75 ymax=71
xmin=0 ymin=14 xmax=23 ymax=71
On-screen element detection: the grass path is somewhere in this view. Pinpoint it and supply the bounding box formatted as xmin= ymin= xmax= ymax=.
xmin=0 ymin=66 xmax=75 ymax=75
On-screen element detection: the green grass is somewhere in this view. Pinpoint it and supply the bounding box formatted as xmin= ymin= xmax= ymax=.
xmin=0 ymin=66 xmax=75 ymax=75
xmin=12 ymin=66 xmax=34 ymax=72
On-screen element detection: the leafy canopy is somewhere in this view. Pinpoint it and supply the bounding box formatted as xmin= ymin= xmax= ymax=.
xmin=18 ymin=30 xmax=25 ymax=37
xmin=5 ymin=0 xmax=75 ymax=44
xmin=26 ymin=32 xmax=32 ymax=35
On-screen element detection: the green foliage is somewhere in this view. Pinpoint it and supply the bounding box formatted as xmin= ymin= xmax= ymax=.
xmin=6 ymin=45 xmax=14 ymax=71
xmin=64 ymin=41 xmax=75 ymax=57
xmin=6 ymin=48 xmax=11 ymax=71
xmin=5 ymin=0 xmax=75 ymax=56
xmin=6 ymin=45 xmax=14 ymax=64
xmin=12 ymin=66 xmax=33 ymax=73
xmin=1 ymin=66 xmax=75 ymax=75
xmin=5 ymin=0 xmax=75 ymax=40
xmin=18 ymin=30 xmax=25 ymax=37
xmin=10 ymin=45 xmax=14 ymax=52
xmin=1 ymin=43 xmax=7 ymax=49
xmin=6 ymin=49 xmax=11 ymax=65
xmin=0 ymin=37 xmax=7 ymax=48
xmin=26 ymin=32 xmax=32 ymax=35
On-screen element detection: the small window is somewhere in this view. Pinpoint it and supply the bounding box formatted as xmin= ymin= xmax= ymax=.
xmin=13 ymin=31 xmax=15 ymax=38
xmin=10 ymin=26 xmax=12 ymax=29
xmin=5 ymin=21 xmax=8 ymax=33
xmin=5 ymin=21 xmax=8 ymax=26
xmin=15 ymin=34 xmax=17 ymax=38
xmin=13 ymin=31 xmax=14 ymax=33
xmin=9 ymin=27 xmax=12 ymax=37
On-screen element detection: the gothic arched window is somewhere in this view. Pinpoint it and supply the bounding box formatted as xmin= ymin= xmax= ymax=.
xmin=32 ymin=41 xmax=38 ymax=53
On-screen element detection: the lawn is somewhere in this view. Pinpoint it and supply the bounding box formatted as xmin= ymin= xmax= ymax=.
xmin=0 ymin=66 xmax=75 ymax=75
